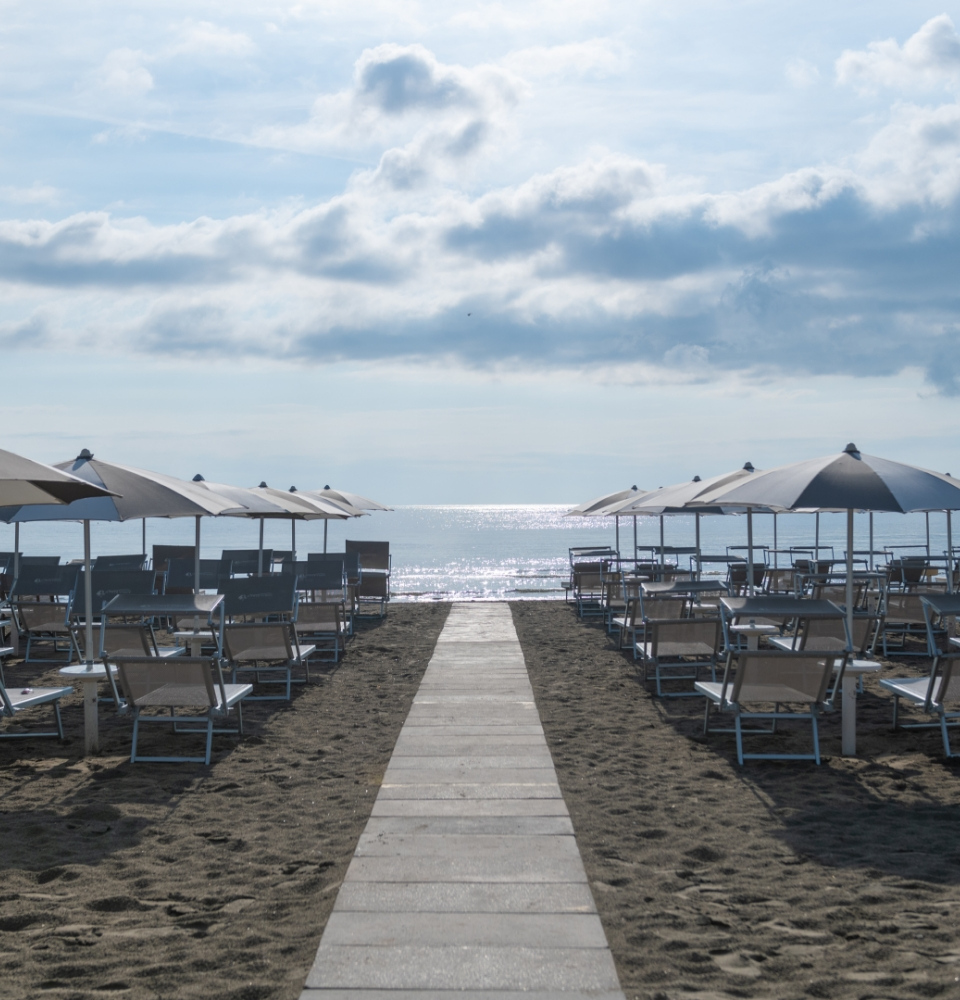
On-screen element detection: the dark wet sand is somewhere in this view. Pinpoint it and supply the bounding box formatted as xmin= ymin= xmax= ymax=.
xmin=512 ymin=600 xmax=960 ymax=1000
xmin=0 ymin=603 xmax=447 ymax=1000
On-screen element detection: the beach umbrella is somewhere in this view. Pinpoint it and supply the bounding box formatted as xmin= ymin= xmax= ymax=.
xmin=696 ymin=443 xmax=960 ymax=643
xmin=0 ymin=447 xmax=117 ymax=581
xmin=611 ymin=464 xmax=764 ymax=581
xmin=0 ymin=449 xmax=244 ymax=668
xmin=566 ymin=486 xmax=644 ymax=553
xmin=303 ymin=485 xmax=391 ymax=552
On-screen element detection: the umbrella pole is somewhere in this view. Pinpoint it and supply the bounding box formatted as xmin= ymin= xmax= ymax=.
xmin=141 ymin=518 xmax=146 ymax=558
xmin=815 ymin=511 xmax=820 ymax=557
xmin=324 ymin=520 xmax=328 ymax=555
xmin=633 ymin=516 xmax=637 ymax=558
xmin=659 ymin=515 xmax=665 ymax=577
xmin=747 ymin=507 xmax=754 ymax=597
xmin=695 ymin=513 xmax=701 ymax=580
xmin=845 ymin=508 xmax=854 ymax=648
xmin=773 ymin=512 xmax=778 ymax=569
xmin=926 ymin=511 xmax=931 ymax=556
xmin=258 ymin=518 xmax=264 ymax=577
xmin=83 ymin=519 xmax=94 ymax=665
xmin=13 ymin=522 xmax=19 ymax=581
xmin=615 ymin=516 xmax=620 ymax=555
xmin=869 ymin=512 xmax=874 ymax=570
xmin=291 ymin=520 xmax=296 ymax=563
xmin=948 ymin=511 xmax=954 ymax=594
xmin=194 ymin=516 xmax=201 ymax=596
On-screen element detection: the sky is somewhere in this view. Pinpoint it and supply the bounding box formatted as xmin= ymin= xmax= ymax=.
xmin=3 ymin=2 xmax=960 ymax=501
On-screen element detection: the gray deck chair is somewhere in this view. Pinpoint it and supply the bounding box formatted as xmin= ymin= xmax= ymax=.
xmin=12 ymin=564 xmax=82 ymax=662
xmin=109 ymin=655 xmax=252 ymax=764
xmin=637 ymin=617 xmax=722 ymax=698
xmin=0 ymin=674 xmax=73 ymax=740
xmin=222 ymin=549 xmax=273 ymax=577
xmin=345 ymin=540 xmax=391 ymax=617
xmin=764 ymin=568 xmax=799 ymax=596
xmin=94 ymin=554 xmax=148 ymax=571
xmin=879 ymin=594 xmax=960 ymax=756
xmin=165 ymin=557 xmax=232 ymax=595
xmin=294 ymin=601 xmax=347 ymax=663
xmin=152 ymin=545 xmax=196 ymax=573
xmin=726 ymin=562 xmax=766 ymax=596
xmin=696 ymin=650 xmax=844 ymax=765
xmin=219 ymin=577 xmax=313 ymax=699
xmin=880 ymin=591 xmax=936 ymax=657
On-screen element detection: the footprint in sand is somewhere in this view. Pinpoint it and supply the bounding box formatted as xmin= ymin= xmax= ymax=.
xmin=711 ymin=950 xmax=763 ymax=978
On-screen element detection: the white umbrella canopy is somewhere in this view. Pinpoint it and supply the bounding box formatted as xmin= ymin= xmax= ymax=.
xmin=0 ymin=449 xmax=246 ymax=667
xmin=606 ymin=464 xmax=766 ymax=577
xmin=695 ymin=443 xmax=960 ymax=641
xmin=0 ymin=447 xmax=118 ymax=507
xmin=313 ymin=486 xmax=392 ymax=512
xmin=565 ymin=486 xmax=643 ymax=516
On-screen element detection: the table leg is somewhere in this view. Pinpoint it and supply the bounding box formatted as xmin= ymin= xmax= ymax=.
xmin=841 ymin=671 xmax=857 ymax=756
xmin=747 ymin=635 xmax=759 ymax=651
xmin=82 ymin=678 xmax=99 ymax=755
xmin=189 ymin=638 xmax=202 ymax=656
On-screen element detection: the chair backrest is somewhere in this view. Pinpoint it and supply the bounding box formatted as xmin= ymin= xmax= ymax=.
xmin=94 ymin=554 xmax=148 ymax=571
xmin=639 ymin=595 xmax=686 ymax=621
xmin=222 ymin=549 xmax=273 ymax=576
xmin=800 ymin=614 xmax=875 ymax=654
xmin=271 ymin=550 xmax=292 ymax=567
xmin=345 ymin=540 xmax=390 ymax=572
xmin=308 ymin=552 xmax=361 ymax=581
xmin=648 ymin=618 xmax=721 ymax=658
xmin=284 ymin=560 xmax=345 ymax=593
xmin=297 ymin=602 xmax=345 ymax=629
xmin=166 ymin=557 xmax=232 ymax=593
xmin=20 ymin=555 xmax=62 ymax=566
xmin=729 ymin=651 xmax=837 ymax=706
xmin=87 ymin=570 xmax=157 ymax=615
xmin=219 ymin=576 xmax=296 ymax=619
xmin=112 ymin=656 xmax=221 ymax=709
xmin=882 ymin=591 xmax=928 ymax=624
xmin=11 ymin=563 xmax=79 ymax=598
xmin=152 ymin=544 xmax=197 ymax=572
xmin=764 ymin=568 xmax=798 ymax=595
xmin=100 ymin=623 xmax=154 ymax=658
xmin=223 ymin=621 xmax=296 ymax=660
xmin=887 ymin=557 xmax=928 ymax=587
xmin=727 ymin=562 xmax=766 ymax=588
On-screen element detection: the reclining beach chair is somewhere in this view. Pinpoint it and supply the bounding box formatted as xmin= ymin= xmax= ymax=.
xmin=220 ymin=577 xmax=315 ymax=699
xmin=764 ymin=568 xmax=799 ymax=596
xmin=12 ymin=564 xmax=81 ymax=663
xmin=880 ymin=591 xmax=934 ymax=657
xmin=68 ymin=570 xmax=156 ymax=660
xmin=637 ymin=617 xmax=722 ymax=697
xmin=0 ymin=673 xmax=73 ymax=740
xmin=345 ymin=540 xmax=391 ymax=618
xmin=879 ymin=594 xmax=960 ymax=756
xmin=93 ymin=554 xmax=148 ymax=571
xmin=165 ymin=557 xmax=232 ymax=596
xmin=308 ymin=553 xmax=360 ymax=625
xmin=109 ymin=655 xmax=252 ymax=764
xmin=222 ymin=549 xmax=273 ymax=578
xmin=696 ymin=650 xmax=844 ymax=765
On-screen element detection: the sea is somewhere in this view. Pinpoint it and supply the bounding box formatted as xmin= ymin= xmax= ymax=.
xmin=3 ymin=505 xmax=953 ymax=601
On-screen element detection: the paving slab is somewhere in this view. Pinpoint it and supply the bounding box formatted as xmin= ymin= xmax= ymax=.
xmin=300 ymin=602 xmax=624 ymax=1000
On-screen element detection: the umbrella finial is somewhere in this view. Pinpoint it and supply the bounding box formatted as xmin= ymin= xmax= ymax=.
xmin=77 ymin=448 xmax=93 ymax=461
xmin=693 ymin=475 xmax=701 ymax=482
xmin=289 ymin=486 xmax=297 ymax=492
xmin=631 ymin=485 xmax=638 ymax=490
xmin=743 ymin=462 xmax=754 ymax=472
xmin=324 ymin=485 xmax=331 ymax=490
xmin=259 ymin=481 xmax=268 ymax=488
xmin=192 ymin=474 xmax=204 ymax=482
xmin=844 ymin=442 xmax=860 ymax=457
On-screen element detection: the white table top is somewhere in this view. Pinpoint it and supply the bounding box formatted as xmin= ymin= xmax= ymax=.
xmin=729 ymin=622 xmax=779 ymax=635
xmin=59 ymin=663 xmax=114 ymax=679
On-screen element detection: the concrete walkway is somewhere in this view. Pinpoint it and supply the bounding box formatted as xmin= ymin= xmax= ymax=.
xmin=301 ymin=602 xmax=626 ymax=1000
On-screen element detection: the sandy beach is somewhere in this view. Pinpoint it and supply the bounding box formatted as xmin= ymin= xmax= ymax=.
xmin=3 ymin=599 xmax=960 ymax=999
xmin=512 ymin=600 xmax=960 ymax=1000
xmin=0 ymin=603 xmax=448 ymax=1000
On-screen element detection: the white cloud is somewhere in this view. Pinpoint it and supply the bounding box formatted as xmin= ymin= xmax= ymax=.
xmin=168 ymin=19 xmax=257 ymax=57
xmin=785 ymin=57 xmax=819 ymax=88
xmin=0 ymin=183 xmax=61 ymax=205
xmin=502 ymin=39 xmax=629 ymax=79
xmin=836 ymin=14 xmax=960 ymax=92
xmin=86 ymin=48 xmax=154 ymax=97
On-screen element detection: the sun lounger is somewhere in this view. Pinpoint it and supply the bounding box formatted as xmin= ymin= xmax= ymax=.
xmin=94 ymin=554 xmax=148 ymax=571
xmin=345 ymin=541 xmax=391 ymax=618
xmin=879 ymin=594 xmax=960 ymax=756
xmin=696 ymin=650 xmax=844 ymax=764
xmin=295 ymin=601 xmax=347 ymax=662
xmin=109 ymin=655 xmax=252 ymax=764
xmin=637 ymin=617 xmax=722 ymax=697
xmin=0 ymin=675 xmax=72 ymax=740
xmin=12 ymin=564 xmax=81 ymax=662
